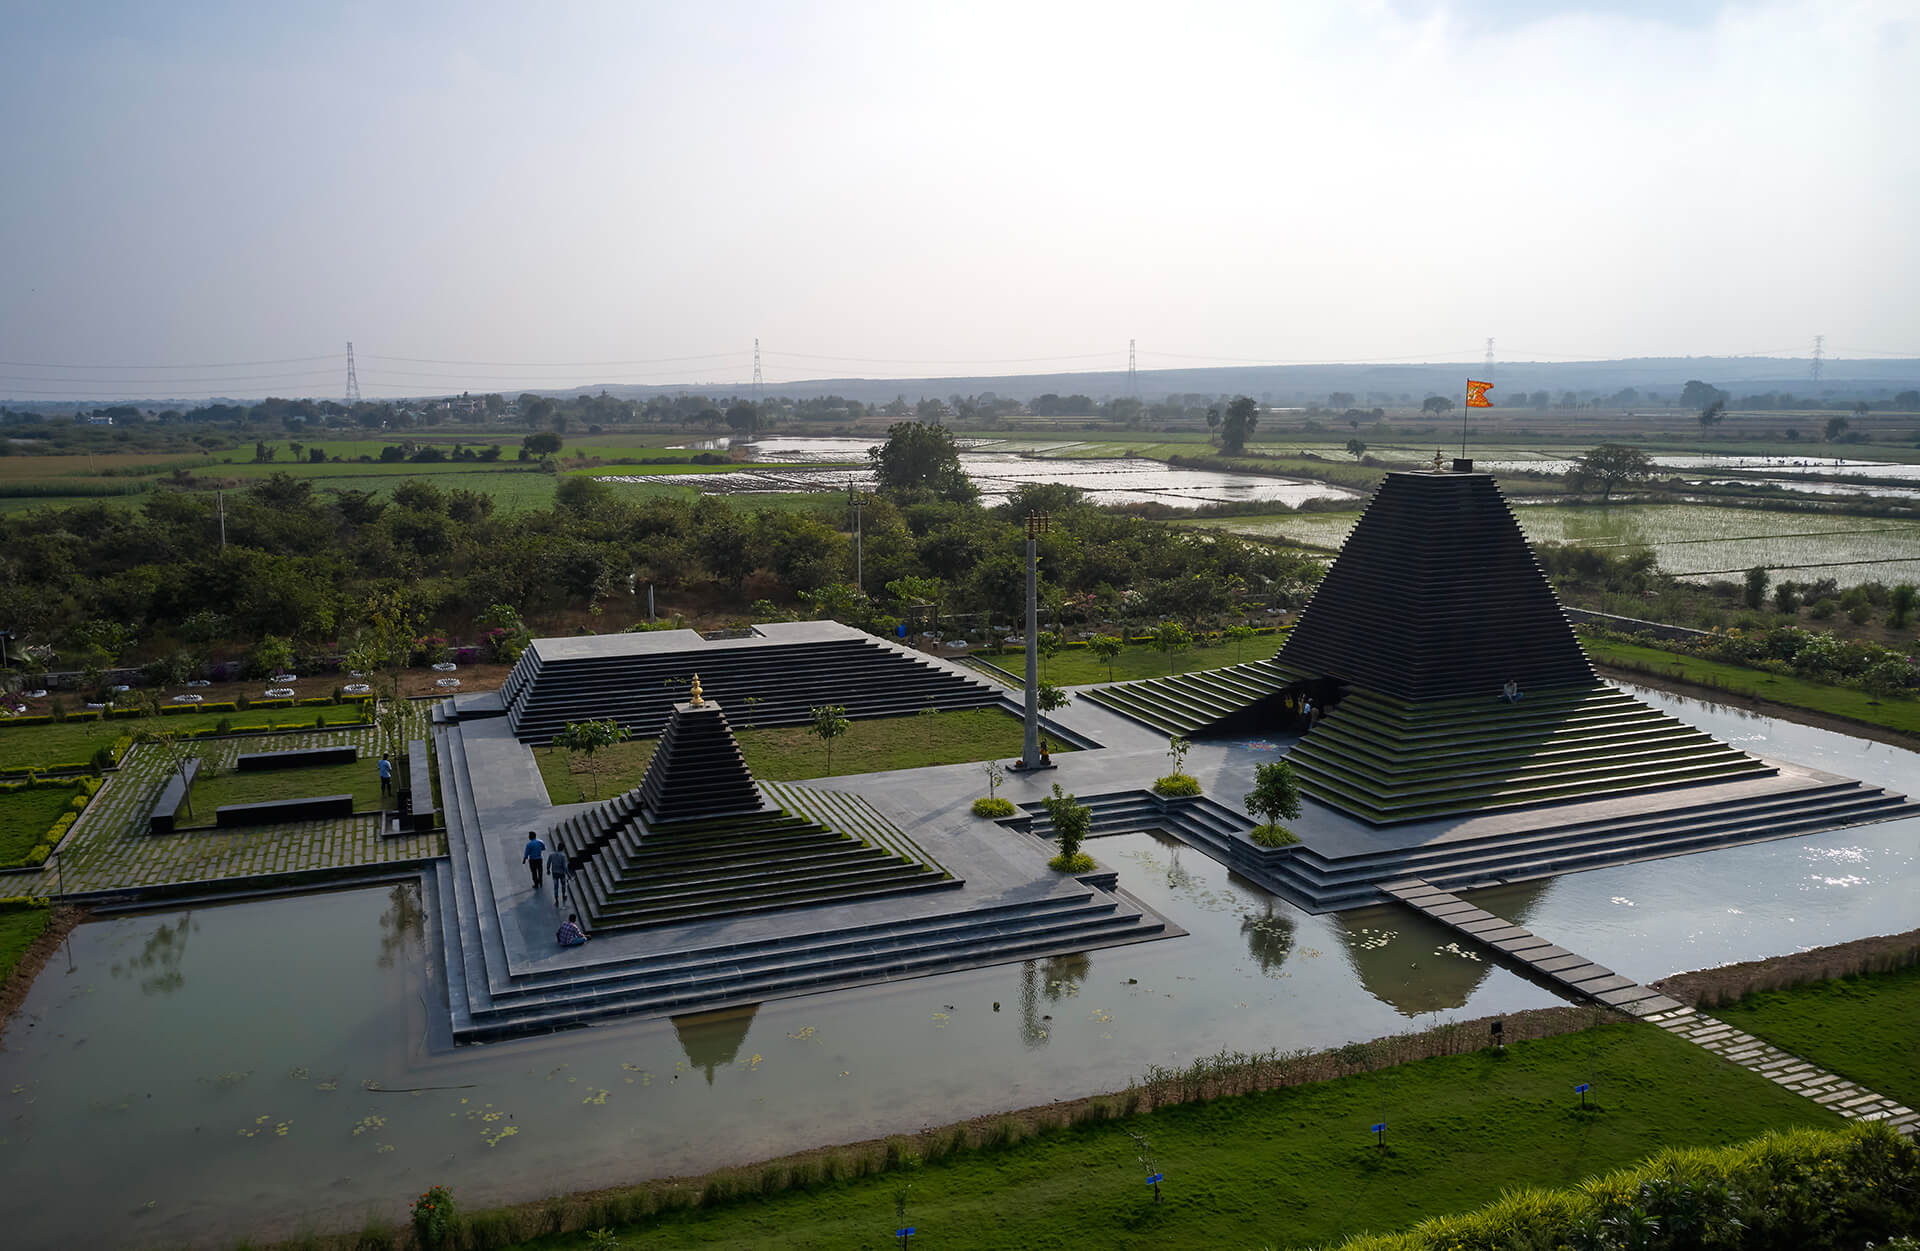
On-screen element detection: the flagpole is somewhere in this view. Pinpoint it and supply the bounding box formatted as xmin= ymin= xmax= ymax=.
xmin=1461 ymin=382 xmax=1469 ymax=461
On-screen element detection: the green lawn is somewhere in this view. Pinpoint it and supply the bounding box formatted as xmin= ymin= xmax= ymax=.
xmin=537 ymin=706 xmax=1051 ymax=804
xmin=1713 ymin=965 xmax=1920 ymax=1109
xmin=0 ymin=785 xmax=78 ymax=865
xmin=512 ymin=1021 xmax=1832 ymax=1251
xmin=1582 ymin=636 xmax=1920 ymax=735
xmin=978 ymin=632 xmax=1287 ymax=688
xmin=0 ymin=904 xmax=51 ymax=984
xmin=176 ymin=755 xmax=392 ymax=828
xmin=0 ymin=707 xmax=368 ymax=771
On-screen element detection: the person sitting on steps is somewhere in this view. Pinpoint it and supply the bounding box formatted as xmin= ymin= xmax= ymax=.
xmin=556 ymin=913 xmax=591 ymax=947
xmin=1501 ymin=679 xmax=1522 ymax=703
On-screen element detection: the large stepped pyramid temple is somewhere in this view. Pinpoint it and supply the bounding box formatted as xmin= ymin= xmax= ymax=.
xmin=1093 ymin=467 xmax=1782 ymax=824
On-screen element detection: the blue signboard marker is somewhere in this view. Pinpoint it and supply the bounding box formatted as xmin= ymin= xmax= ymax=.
xmin=1575 ymin=1083 xmax=1589 ymax=1094
xmin=1145 ymin=1173 xmax=1163 ymax=1185
xmin=1371 ymin=1123 xmax=1386 ymax=1133
xmin=895 ymin=1228 xmax=915 ymax=1237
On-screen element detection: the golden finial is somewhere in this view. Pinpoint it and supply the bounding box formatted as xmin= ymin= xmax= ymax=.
xmin=1430 ymin=449 xmax=1446 ymax=472
xmin=689 ymin=674 xmax=705 ymax=705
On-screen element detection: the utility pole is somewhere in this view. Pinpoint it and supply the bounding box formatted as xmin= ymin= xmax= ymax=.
xmin=1020 ymin=510 xmax=1049 ymax=769
xmin=1484 ymin=337 xmax=1495 ymax=383
xmin=848 ymin=478 xmax=864 ymax=594
xmin=217 ymin=490 xmax=226 ymax=551
xmin=1128 ymin=339 xmax=1138 ymax=400
xmin=1810 ymin=334 xmax=1825 ymax=385
xmin=753 ymin=337 xmax=763 ymax=401
xmin=345 ymin=341 xmax=361 ymax=405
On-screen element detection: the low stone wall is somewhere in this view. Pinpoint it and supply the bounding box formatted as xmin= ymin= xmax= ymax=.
xmin=1566 ymin=607 xmax=1710 ymax=643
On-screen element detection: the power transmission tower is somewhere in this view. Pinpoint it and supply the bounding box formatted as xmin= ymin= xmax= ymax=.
xmin=752 ymin=338 xmax=762 ymax=399
xmin=1128 ymin=339 xmax=1138 ymax=399
xmin=1810 ymin=334 xmax=1824 ymax=384
xmin=344 ymin=341 xmax=361 ymax=405
xmin=1484 ymin=337 xmax=1495 ymax=381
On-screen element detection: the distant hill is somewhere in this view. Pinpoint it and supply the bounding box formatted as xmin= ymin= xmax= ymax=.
xmin=560 ymin=357 xmax=1920 ymax=406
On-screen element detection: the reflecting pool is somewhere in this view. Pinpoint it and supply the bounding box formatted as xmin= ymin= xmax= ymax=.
xmin=0 ymin=833 xmax=1559 ymax=1248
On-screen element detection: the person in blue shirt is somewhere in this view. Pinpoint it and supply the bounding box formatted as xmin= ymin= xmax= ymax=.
xmin=378 ymin=754 xmax=392 ymax=796
xmin=522 ymin=831 xmax=546 ymax=889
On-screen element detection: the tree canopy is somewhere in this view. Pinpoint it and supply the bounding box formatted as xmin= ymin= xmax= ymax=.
xmin=1219 ymin=396 xmax=1259 ymax=454
xmin=1566 ymin=444 xmax=1655 ymax=500
xmin=868 ymin=421 xmax=975 ymax=502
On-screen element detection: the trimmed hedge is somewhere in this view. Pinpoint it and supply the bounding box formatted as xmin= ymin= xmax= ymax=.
xmin=0 ymin=775 xmax=94 ymax=869
xmin=1332 ymin=1123 xmax=1918 ymax=1251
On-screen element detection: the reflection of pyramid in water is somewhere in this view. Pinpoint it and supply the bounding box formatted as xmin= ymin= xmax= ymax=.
xmin=1276 ymin=470 xmax=1775 ymax=824
xmin=672 ymin=1005 xmax=759 ymax=1085
xmin=1333 ymin=878 xmax=1551 ymax=1015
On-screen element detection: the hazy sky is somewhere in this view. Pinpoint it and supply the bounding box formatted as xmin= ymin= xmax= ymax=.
xmin=3 ymin=0 xmax=1916 ymax=399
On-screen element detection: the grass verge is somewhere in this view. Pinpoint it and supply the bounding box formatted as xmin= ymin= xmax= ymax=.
xmin=979 ymin=632 xmax=1287 ymax=687
xmin=0 ymin=903 xmax=51 ymax=985
xmin=0 ymin=785 xmax=82 ymax=865
xmin=482 ymin=1020 xmax=1832 ymax=1250
xmin=178 ymin=755 xmax=393 ymax=828
xmin=0 ymin=707 xmax=367 ymax=771
xmin=1582 ymin=636 xmax=1920 ymax=736
xmin=536 ymin=707 xmax=1053 ymax=804
xmin=1711 ymin=964 xmax=1920 ymax=1110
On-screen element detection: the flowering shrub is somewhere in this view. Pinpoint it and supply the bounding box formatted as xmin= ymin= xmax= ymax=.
xmin=1582 ymin=623 xmax=1919 ymax=696
xmin=411 ymin=1184 xmax=455 ymax=1245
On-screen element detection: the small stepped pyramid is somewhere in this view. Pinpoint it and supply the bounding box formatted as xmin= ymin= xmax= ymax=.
xmin=574 ymin=678 xmax=957 ymax=933
xmin=636 ymin=677 xmax=765 ymax=824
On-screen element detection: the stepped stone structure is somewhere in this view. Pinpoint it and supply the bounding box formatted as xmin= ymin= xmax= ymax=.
xmin=499 ymin=620 xmax=1004 ymax=744
xmin=636 ymin=677 xmax=764 ymax=823
xmin=1277 ymin=471 xmax=1594 ymax=699
xmin=1088 ymin=466 xmax=1912 ymax=834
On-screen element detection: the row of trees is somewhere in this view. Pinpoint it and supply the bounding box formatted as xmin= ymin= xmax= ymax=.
xmin=0 ymin=422 xmax=1322 ymax=680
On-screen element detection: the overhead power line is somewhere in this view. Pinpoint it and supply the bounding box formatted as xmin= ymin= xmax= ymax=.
xmin=0 ymin=354 xmax=341 ymax=370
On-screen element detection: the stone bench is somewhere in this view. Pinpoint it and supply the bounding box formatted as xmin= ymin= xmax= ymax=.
xmin=215 ymin=794 xmax=355 ymax=827
xmin=234 ymin=745 xmax=359 ymax=771
xmin=401 ymin=738 xmax=436 ymax=832
xmin=148 ymin=757 xmax=201 ymax=835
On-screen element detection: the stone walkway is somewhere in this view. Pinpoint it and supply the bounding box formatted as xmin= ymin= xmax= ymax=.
xmin=1384 ymin=878 xmax=1917 ymax=1136
xmin=1643 ymin=1004 xmax=1918 ymax=1135
xmin=4 ymin=711 xmax=442 ymax=898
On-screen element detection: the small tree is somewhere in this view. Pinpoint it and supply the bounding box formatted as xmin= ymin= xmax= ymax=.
xmin=136 ymin=727 xmax=199 ymax=819
xmin=1223 ymin=624 xmax=1256 ymax=664
xmin=551 ymin=718 xmax=630 ymax=799
xmin=1041 ymin=783 xmax=1093 ymax=871
xmin=809 ymin=704 xmax=850 ymax=776
xmin=1345 ymin=438 xmax=1367 ymax=459
xmin=1152 ymin=622 xmax=1193 ymax=674
xmin=1155 ymin=735 xmax=1200 ymax=797
xmin=1087 ymin=634 xmax=1123 ymax=682
xmin=973 ymin=759 xmax=1012 ymax=817
xmin=1126 ymin=1130 xmax=1163 ymax=1205
xmin=1743 ymin=566 xmax=1770 ymax=611
xmin=1244 ymin=760 xmax=1302 ymax=846
xmin=1890 ymin=584 xmax=1917 ymax=630
xmin=1036 ymin=630 xmax=1062 ymax=679
xmin=1036 ymin=681 xmax=1070 ymax=738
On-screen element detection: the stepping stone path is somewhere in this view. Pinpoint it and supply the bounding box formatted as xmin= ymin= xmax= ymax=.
xmin=1641 ymin=1004 xmax=1918 ymax=1135
xmin=1382 ymin=878 xmax=1917 ymax=1136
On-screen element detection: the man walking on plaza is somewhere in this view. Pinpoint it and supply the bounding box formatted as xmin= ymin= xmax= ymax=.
xmin=547 ymin=842 xmax=572 ymax=907
xmin=522 ymin=830 xmax=546 ymax=889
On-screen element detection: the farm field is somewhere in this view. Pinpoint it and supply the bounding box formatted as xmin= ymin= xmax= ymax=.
xmin=1190 ymin=504 xmax=1920 ymax=586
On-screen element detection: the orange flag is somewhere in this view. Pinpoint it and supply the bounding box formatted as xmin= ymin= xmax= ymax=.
xmin=1465 ymin=379 xmax=1493 ymax=408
